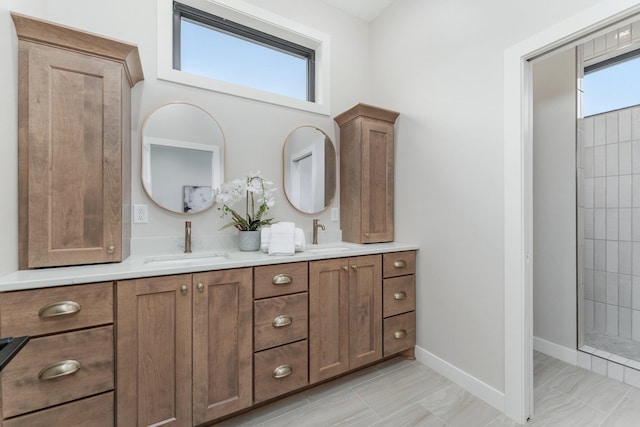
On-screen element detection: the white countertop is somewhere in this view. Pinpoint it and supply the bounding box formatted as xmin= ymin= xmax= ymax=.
xmin=0 ymin=241 xmax=418 ymax=292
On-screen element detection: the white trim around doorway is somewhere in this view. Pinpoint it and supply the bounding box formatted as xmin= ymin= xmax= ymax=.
xmin=504 ymin=0 xmax=640 ymax=424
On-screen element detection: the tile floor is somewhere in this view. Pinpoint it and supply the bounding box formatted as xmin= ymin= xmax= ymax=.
xmin=215 ymin=351 xmax=640 ymax=426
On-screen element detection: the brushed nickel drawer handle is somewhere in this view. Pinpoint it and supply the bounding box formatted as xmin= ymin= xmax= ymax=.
xmin=272 ymin=274 xmax=293 ymax=285
xmin=393 ymin=329 xmax=408 ymax=339
xmin=272 ymin=364 xmax=293 ymax=379
xmin=272 ymin=315 xmax=292 ymax=328
xmin=38 ymin=301 xmax=82 ymax=318
xmin=393 ymin=260 xmax=407 ymax=268
xmin=38 ymin=360 xmax=82 ymax=380
xmin=394 ymin=291 xmax=407 ymax=300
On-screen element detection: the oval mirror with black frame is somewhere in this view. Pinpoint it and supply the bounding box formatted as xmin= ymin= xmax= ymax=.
xmin=283 ymin=126 xmax=336 ymax=214
xmin=141 ymin=103 xmax=225 ymax=214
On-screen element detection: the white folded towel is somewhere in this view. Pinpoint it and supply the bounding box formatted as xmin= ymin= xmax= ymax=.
xmin=261 ymin=226 xmax=305 ymax=253
xmin=268 ymin=222 xmax=296 ymax=256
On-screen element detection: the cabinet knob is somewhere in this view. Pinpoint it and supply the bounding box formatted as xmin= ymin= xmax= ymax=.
xmin=197 ymin=283 xmax=204 ymax=292
xmin=393 ymin=329 xmax=408 ymax=340
xmin=393 ymin=260 xmax=407 ymax=268
xmin=38 ymin=360 xmax=82 ymax=381
xmin=38 ymin=301 xmax=82 ymax=318
xmin=393 ymin=291 xmax=407 ymax=301
xmin=107 ymin=245 xmax=115 ymax=254
xmin=272 ymin=364 xmax=293 ymax=379
xmin=180 ymin=285 xmax=188 ymax=295
xmin=272 ymin=315 xmax=293 ymax=328
xmin=272 ymin=274 xmax=293 ymax=285
xmin=351 ymin=265 xmax=358 ymax=270
xmin=342 ymin=266 xmax=348 ymax=271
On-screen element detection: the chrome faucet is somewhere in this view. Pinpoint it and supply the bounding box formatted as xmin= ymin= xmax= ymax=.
xmin=312 ymin=219 xmax=325 ymax=245
xmin=184 ymin=221 xmax=192 ymax=253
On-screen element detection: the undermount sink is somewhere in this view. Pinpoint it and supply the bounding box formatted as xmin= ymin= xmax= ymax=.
xmin=307 ymin=245 xmax=352 ymax=254
xmin=144 ymin=252 xmax=230 ymax=267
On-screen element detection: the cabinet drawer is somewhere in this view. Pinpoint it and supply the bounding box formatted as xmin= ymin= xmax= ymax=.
xmin=2 ymin=392 xmax=113 ymax=427
xmin=2 ymin=325 xmax=114 ymax=418
xmin=383 ymin=311 xmax=416 ymax=357
xmin=254 ymin=262 xmax=308 ymax=299
xmin=383 ymin=275 xmax=416 ymax=318
xmin=382 ymin=251 xmax=416 ymax=278
xmin=254 ymin=340 xmax=308 ymax=403
xmin=254 ymin=293 xmax=308 ymax=351
xmin=0 ymin=282 xmax=113 ymax=337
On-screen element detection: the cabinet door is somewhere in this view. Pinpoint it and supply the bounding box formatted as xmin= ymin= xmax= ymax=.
xmin=309 ymin=258 xmax=350 ymax=383
xmin=116 ymin=275 xmax=192 ymax=427
xmin=360 ymin=119 xmax=394 ymax=243
xmin=19 ymin=42 xmax=124 ymax=268
xmin=348 ymin=255 xmax=382 ymax=369
xmin=192 ymin=269 xmax=252 ymax=424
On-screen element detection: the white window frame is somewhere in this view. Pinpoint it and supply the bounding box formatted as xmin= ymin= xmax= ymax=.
xmin=158 ymin=0 xmax=331 ymax=115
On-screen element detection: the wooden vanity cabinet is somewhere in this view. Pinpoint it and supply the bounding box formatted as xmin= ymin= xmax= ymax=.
xmin=382 ymin=251 xmax=417 ymax=356
xmin=0 ymin=282 xmax=115 ymax=426
xmin=334 ymin=103 xmax=399 ymax=244
xmin=116 ymin=269 xmax=253 ymax=427
xmin=309 ymin=255 xmax=382 ymax=383
xmin=12 ymin=13 xmax=144 ymax=269
xmin=253 ymin=262 xmax=309 ymax=403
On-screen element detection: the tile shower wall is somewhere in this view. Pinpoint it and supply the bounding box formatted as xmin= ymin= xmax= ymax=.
xmin=581 ymin=20 xmax=640 ymax=347
xmin=582 ymin=107 xmax=640 ymax=342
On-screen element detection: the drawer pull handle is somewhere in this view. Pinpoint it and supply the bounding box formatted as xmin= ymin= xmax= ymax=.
xmin=272 ymin=315 xmax=293 ymax=328
xmin=38 ymin=360 xmax=82 ymax=380
xmin=272 ymin=364 xmax=293 ymax=379
xmin=393 ymin=329 xmax=408 ymax=339
xmin=38 ymin=301 xmax=82 ymax=318
xmin=394 ymin=291 xmax=407 ymax=300
xmin=272 ymin=274 xmax=293 ymax=285
xmin=393 ymin=260 xmax=407 ymax=268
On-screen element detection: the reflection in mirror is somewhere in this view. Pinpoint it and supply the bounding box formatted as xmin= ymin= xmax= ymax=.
xmin=283 ymin=126 xmax=336 ymax=214
xmin=142 ymin=103 xmax=225 ymax=214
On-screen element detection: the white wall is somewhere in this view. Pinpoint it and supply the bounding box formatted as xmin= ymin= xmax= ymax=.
xmin=532 ymin=48 xmax=577 ymax=351
xmin=370 ymin=0 xmax=603 ymax=392
xmin=0 ymin=0 xmax=371 ymax=274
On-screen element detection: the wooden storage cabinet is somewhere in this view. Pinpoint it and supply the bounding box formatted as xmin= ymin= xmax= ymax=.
xmin=382 ymin=252 xmax=417 ymax=357
xmin=12 ymin=13 xmax=143 ymax=269
xmin=309 ymin=255 xmax=382 ymax=384
xmin=116 ymin=269 xmax=253 ymax=427
xmin=0 ymin=282 xmax=115 ymax=426
xmin=335 ymin=103 xmax=399 ymax=243
xmin=253 ymin=262 xmax=309 ymax=403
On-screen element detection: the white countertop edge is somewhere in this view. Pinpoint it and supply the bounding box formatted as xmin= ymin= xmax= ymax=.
xmin=0 ymin=242 xmax=419 ymax=292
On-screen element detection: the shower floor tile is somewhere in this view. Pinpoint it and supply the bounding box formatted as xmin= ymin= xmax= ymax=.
xmin=585 ymin=329 xmax=640 ymax=363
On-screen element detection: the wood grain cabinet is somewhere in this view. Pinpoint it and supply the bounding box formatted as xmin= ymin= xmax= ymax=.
xmin=0 ymin=282 xmax=115 ymax=426
xmin=12 ymin=13 xmax=144 ymax=269
xmin=253 ymin=262 xmax=309 ymax=403
xmin=116 ymin=269 xmax=253 ymax=427
xmin=334 ymin=103 xmax=399 ymax=244
xmin=309 ymin=255 xmax=382 ymax=384
xmin=382 ymin=251 xmax=417 ymax=357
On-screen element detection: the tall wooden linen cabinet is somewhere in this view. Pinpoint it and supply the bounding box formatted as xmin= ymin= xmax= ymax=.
xmin=334 ymin=103 xmax=399 ymax=243
xmin=12 ymin=13 xmax=144 ymax=269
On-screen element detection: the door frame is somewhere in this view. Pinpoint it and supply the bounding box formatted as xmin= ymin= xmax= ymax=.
xmin=503 ymin=0 xmax=640 ymax=423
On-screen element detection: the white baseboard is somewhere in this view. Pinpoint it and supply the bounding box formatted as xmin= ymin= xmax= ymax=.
xmin=532 ymin=336 xmax=577 ymax=365
xmin=414 ymin=345 xmax=505 ymax=413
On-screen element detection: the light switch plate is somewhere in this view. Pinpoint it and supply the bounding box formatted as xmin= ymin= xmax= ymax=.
xmin=133 ymin=204 xmax=148 ymax=224
xmin=331 ymin=208 xmax=339 ymax=222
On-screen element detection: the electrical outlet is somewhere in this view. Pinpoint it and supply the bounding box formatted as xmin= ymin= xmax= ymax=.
xmin=331 ymin=208 xmax=339 ymax=222
xmin=133 ymin=204 xmax=148 ymax=224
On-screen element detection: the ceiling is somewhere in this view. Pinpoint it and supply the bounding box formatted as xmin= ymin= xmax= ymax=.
xmin=319 ymin=0 xmax=396 ymax=22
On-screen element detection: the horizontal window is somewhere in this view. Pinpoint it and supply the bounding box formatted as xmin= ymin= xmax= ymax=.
xmin=157 ymin=0 xmax=330 ymax=115
xmin=584 ymin=50 xmax=640 ymax=116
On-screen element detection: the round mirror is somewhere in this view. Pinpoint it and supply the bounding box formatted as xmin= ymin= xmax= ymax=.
xmin=283 ymin=126 xmax=336 ymax=214
xmin=141 ymin=103 xmax=225 ymax=214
